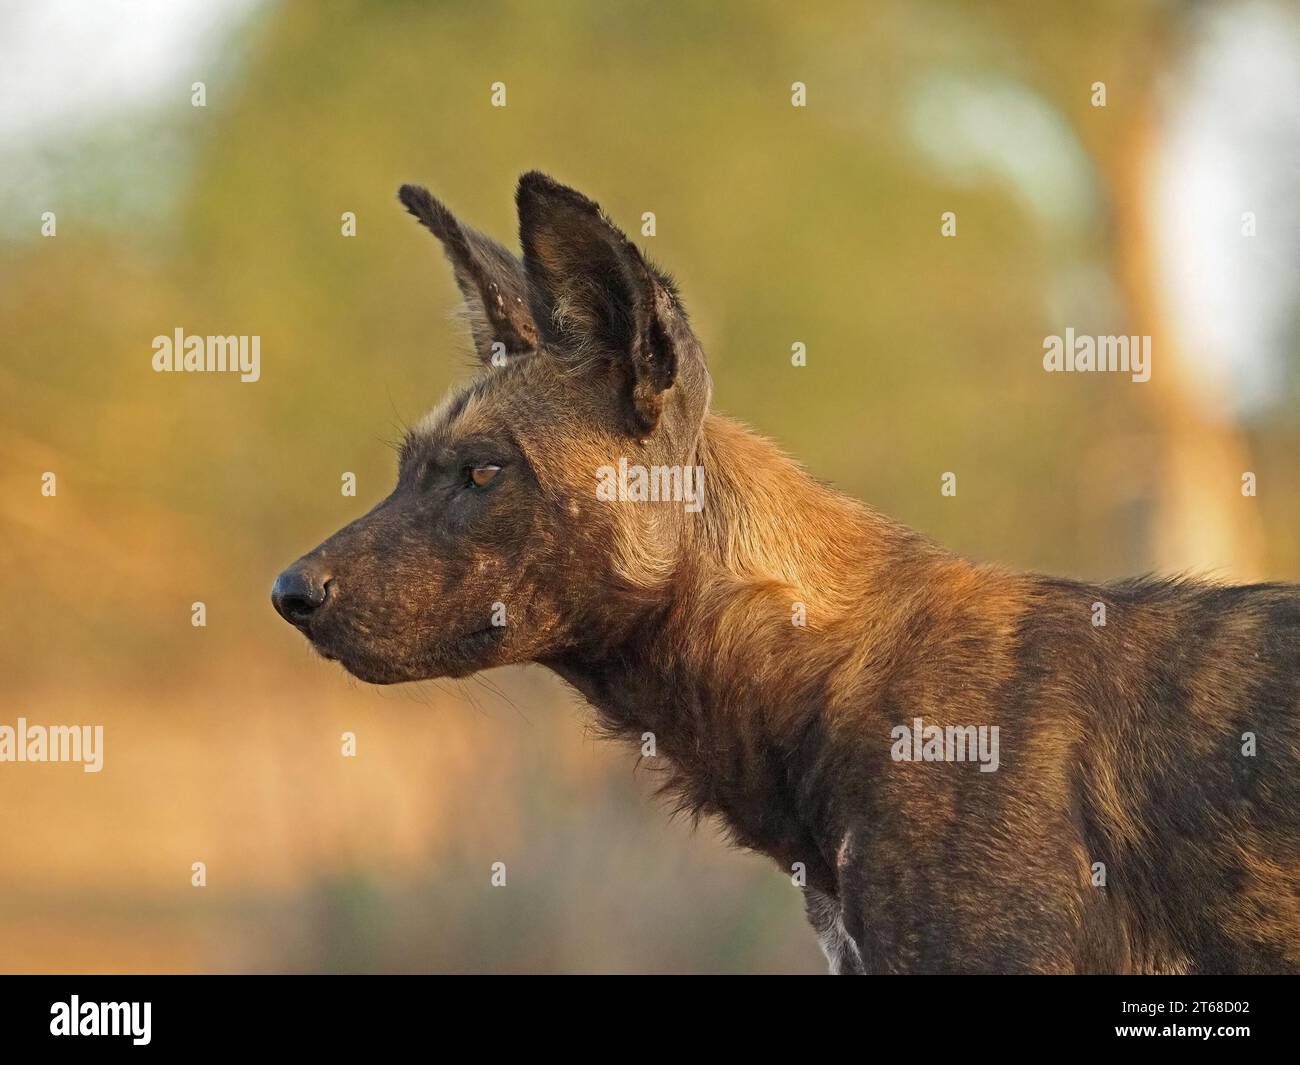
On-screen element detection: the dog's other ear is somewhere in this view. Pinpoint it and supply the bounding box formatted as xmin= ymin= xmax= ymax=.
xmin=398 ymin=184 xmax=539 ymax=365
xmin=516 ymin=171 xmax=678 ymax=435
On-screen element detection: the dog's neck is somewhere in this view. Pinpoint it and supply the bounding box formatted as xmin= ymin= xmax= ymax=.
xmin=547 ymin=413 xmax=955 ymax=887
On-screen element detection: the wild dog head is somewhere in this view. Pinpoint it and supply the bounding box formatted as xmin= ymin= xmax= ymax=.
xmin=272 ymin=173 xmax=711 ymax=683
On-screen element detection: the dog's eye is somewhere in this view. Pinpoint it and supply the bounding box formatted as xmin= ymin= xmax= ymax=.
xmin=468 ymin=465 xmax=501 ymax=488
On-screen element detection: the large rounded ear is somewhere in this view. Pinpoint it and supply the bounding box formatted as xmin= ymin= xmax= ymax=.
xmin=516 ymin=171 xmax=679 ymax=435
xmin=398 ymin=184 xmax=539 ymax=365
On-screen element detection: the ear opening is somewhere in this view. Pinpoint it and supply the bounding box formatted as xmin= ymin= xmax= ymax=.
xmin=399 ymin=184 xmax=538 ymax=366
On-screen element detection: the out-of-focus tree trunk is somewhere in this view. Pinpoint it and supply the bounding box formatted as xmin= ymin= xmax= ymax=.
xmin=1102 ymin=18 xmax=1266 ymax=583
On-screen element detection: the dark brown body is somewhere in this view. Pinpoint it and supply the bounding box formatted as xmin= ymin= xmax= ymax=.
xmin=274 ymin=173 xmax=1300 ymax=974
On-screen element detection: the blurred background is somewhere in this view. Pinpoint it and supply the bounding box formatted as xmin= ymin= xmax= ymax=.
xmin=2 ymin=0 xmax=1298 ymax=973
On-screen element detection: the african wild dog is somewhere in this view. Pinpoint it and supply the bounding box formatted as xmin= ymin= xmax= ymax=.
xmin=273 ymin=172 xmax=1300 ymax=974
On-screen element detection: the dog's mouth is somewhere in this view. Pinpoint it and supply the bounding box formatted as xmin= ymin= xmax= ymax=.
xmin=457 ymin=623 xmax=506 ymax=647
xmin=304 ymin=621 xmax=507 ymax=684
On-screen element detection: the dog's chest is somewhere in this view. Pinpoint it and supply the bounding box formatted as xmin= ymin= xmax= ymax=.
xmin=803 ymin=887 xmax=864 ymax=975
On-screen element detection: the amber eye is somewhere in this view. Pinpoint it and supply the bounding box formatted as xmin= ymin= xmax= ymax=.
xmin=469 ymin=465 xmax=501 ymax=488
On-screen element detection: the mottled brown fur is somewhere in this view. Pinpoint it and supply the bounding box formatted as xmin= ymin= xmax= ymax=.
xmin=273 ymin=173 xmax=1300 ymax=974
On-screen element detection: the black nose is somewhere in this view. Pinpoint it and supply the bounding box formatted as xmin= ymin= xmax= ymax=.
xmin=272 ymin=565 xmax=332 ymax=625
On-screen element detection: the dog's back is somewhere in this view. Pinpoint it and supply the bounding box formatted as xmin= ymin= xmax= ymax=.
xmin=1070 ymin=578 xmax=1300 ymax=972
xmin=828 ymin=574 xmax=1300 ymax=973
